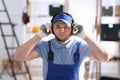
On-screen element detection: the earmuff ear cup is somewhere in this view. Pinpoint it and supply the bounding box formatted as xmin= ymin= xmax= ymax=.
xmin=72 ymin=28 xmax=76 ymax=35
xmin=72 ymin=28 xmax=78 ymax=35
xmin=49 ymin=28 xmax=52 ymax=33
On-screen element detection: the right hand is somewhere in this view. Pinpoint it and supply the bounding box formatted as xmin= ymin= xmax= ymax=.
xmin=38 ymin=23 xmax=51 ymax=38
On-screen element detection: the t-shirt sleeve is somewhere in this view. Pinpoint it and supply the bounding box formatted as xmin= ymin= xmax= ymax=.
xmin=79 ymin=40 xmax=91 ymax=61
xmin=34 ymin=41 xmax=49 ymax=59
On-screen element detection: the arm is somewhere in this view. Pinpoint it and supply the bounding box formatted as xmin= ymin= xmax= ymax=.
xmin=84 ymin=36 xmax=110 ymax=62
xmin=14 ymin=23 xmax=51 ymax=61
xmin=73 ymin=23 xmax=110 ymax=62
xmin=13 ymin=34 xmax=41 ymax=61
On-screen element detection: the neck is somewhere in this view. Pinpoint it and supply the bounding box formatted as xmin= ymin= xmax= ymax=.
xmin=57 ymin=37 xmax=71 ymax=44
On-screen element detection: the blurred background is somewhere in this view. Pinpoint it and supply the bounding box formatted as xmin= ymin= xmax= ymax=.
xmin=0 ymin=0 xmax=120 ymax=80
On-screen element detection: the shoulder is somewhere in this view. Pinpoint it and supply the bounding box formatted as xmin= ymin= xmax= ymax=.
xmin=70 ymin=36 xmax=87 ymax=44
xmin=71 ymin=36 xmax=90 ymax=50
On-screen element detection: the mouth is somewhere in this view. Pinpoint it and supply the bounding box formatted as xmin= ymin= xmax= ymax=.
xmin=59 ymin=34 xmax=66 ymax=38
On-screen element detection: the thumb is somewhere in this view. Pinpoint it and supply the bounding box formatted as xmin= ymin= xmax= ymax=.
xmin=40 ymin=23 xmax=51 ymax=33
xmin=37 ymin=30 xmax=47 ymax=38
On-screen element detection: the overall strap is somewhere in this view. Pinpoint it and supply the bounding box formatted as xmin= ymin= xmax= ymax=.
xmin=74 ymin=42 xmax=80 ymax=63
xmin=48 ymin=41 xmax=54 ymax=60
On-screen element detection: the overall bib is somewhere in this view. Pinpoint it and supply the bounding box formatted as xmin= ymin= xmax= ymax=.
xmin=46 ymin=41 xmax=80 ymax=80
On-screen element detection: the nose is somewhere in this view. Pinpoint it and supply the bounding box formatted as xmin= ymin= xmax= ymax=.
xmin=61 ymin=27 xmax=65 ymax=32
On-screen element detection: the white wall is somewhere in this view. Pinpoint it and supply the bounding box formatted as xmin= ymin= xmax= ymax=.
xmin=0 ymin=0 xmax=120 ymax=79
xmin=74 ymin=0 xmax=120 ymax=77
xmin=0 ymin=0 xmax=26 ymax=66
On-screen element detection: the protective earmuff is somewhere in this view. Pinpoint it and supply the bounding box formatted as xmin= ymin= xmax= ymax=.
xmin=49 ymin=28 xmax=52 ymax=33
xmin=50 ymin=12 xmax=76 ymax=35
xmin=51 ymin=12 xmax=74 ymax=24
xmin=72 ymin=27 xmax=77 ymax=35
xmin=49 ymin=24 xmax=54 ymax=34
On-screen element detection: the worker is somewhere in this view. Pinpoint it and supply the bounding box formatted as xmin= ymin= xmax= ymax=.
xmin=14 ymin=12 xmax=110 ymax=80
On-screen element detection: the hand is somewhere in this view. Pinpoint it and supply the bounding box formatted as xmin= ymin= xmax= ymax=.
xmin=40 ymin=23 xmax=51 ymax=35
xmin=38 ymin=23 xmax=51 ymax=38
xmin=72 ymin=23 xmax=87 ymax=39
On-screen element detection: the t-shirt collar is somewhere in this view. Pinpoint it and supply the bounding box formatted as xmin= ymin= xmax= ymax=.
xmin=52 ymin=37 xmax=73 ymax=49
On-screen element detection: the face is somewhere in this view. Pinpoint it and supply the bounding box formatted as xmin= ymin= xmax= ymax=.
xmin=53 ymin=21 xmax=72 ymax=43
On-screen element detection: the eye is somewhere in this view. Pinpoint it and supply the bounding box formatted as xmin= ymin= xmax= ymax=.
xmin=56 ymin=25 xmax=61 ymax=29
xmin=64 ymin=27 xmax=68 ymax=29
xmin=64 ymin=26 xmax=70 ymax=30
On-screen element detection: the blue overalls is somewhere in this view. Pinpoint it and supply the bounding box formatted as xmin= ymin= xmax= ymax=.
xmin=46 ymin=41 xmax=80 ymax=80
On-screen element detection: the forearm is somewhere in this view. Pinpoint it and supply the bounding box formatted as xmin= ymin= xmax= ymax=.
xmin=84 ymin=36 xmax=110 ymax=61
xmin=73 ymin=23 xmax=110 ymax=61
xmin=14 ymin=34 xmax=41 ymax=61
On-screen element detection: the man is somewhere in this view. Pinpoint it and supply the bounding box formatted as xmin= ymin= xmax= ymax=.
xmin=14 ymin=12 xmax=110 ymax=80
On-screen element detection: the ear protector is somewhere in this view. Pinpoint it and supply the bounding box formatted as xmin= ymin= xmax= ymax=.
xmin=50 ymin=12 xmax=76 ymax=35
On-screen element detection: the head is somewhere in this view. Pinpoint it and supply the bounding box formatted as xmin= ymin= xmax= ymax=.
xmin=51 ymin=12 xmax=74 ymax=43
